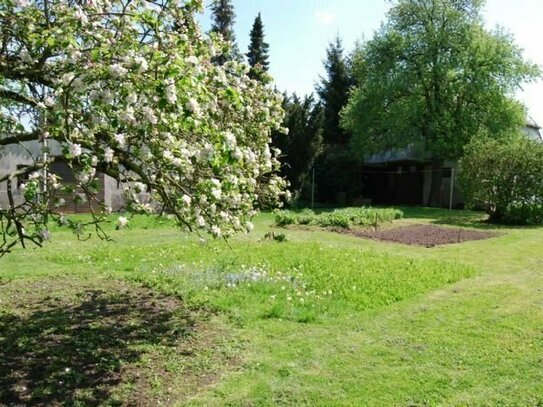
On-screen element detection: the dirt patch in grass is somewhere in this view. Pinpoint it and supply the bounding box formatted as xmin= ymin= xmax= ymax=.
xmin=0 ymin=276 xmax=238 ymax=406
xmin=336 ymin=224 xmax=499 ymax=247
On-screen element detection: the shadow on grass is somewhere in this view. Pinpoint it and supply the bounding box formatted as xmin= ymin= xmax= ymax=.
xmin=0 ymin=289 xmax=194 ymax=406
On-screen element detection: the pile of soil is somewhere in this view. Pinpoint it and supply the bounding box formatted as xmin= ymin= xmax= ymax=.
xmin=339 ymin=224 xmax=498 ymax=247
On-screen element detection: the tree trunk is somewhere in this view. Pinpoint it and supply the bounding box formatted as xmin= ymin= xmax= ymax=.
xmin=428 ymin=158 xmax=443 ymax=207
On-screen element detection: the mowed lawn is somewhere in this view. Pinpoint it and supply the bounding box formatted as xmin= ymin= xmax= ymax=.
xmin=1 ymin=208 xmax=542 ymax=406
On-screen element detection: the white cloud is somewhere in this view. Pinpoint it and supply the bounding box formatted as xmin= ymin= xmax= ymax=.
xmin=314 ymin=8 xmax=336 ymax=26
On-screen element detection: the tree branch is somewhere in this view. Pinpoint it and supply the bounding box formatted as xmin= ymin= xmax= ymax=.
xmin=0 ymin=88 xmax=38 ymax=107
xmin=0 ymin=131 xmax=41 ymax=146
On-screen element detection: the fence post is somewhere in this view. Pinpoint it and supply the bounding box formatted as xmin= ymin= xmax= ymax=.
xmin=449 ymin=168 xmax=455 ymax=221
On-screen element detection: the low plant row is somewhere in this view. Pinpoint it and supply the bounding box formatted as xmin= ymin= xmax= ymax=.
xmin=274 ymin=207 xmax=403 ymax=229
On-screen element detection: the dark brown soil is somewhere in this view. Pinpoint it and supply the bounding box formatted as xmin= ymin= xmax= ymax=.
xmin=337 ymin=224 xmax=499 ymax=247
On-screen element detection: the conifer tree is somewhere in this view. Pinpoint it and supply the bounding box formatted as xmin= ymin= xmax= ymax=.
xmin=272 ymin=94 xmax=323 ymax=201
xmin=246 ymin=13 xmax=270 ymax=81
xmin=314 ymin=36 xmax=355 ymax=203
xmin=316 ymin=37 xmax=352 ymax=146
xmin=211 ymin=0 xmax=239 ymax=62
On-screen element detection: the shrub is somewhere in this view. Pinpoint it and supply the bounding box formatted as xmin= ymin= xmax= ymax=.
xmin=273 ymin=207 xmax=403 ymax=229
xmin=459 ymin=134 xmax=543 ymax=224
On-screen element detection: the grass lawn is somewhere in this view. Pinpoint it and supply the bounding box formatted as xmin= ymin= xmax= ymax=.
xmin=1 ymin=207 xmax=542 ymax=406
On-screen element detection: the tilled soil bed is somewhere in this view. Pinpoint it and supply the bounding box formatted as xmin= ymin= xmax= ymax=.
xmin=338 ymin=224 xmax=499 ymax=247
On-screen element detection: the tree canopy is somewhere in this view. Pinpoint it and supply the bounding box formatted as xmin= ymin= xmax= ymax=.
xmin=342 ymin=0 xmax=540 ymax=203
xmin=0 ymin=0 xmax=286 ymax=255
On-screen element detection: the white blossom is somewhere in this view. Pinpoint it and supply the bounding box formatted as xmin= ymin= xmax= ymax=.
xmin=104 ymin=147 xmax=114 ymax=163
xmin=68 ymin=143 xmax=82 ymax=157
xmin=224 ymin=131 xmax=236 ymax=150
xmin=20 ymin=49 xmax=33 ymax=64
xmin=114 ymin=133 xmax=126 ymax=147
xmin=186 ymin=98 xmax=201 ymax=117
xmin=142 ymin=106 xmax=158 ymax=124
xmin=108 ymin=63 xmax=128 ymax=78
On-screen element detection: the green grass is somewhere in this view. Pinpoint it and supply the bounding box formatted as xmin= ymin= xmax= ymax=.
xmin=1 ymin=207 xmax=543 ymax=405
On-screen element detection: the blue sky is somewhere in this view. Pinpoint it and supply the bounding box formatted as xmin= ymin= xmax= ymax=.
xmin=199 ymin=0 xmax=543 ymax=123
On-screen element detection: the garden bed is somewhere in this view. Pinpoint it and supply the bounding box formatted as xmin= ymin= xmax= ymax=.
xmin=337 ymin=224 xmax=499 ymax=247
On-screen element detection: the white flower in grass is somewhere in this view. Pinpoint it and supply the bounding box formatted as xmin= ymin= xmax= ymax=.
xmin=117 ymin=216 xmax=129 ymax=228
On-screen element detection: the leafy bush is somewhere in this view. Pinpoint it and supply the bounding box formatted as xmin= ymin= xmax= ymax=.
xmin=459 ymin=135 xmax=543 ymax=224
xmin=274 ymin=207 xmax=403 ymax=229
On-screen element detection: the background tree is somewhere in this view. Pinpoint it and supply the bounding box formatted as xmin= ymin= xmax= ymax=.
xmin=342 ymin=0 xmax=540 ymax=206
xmin=0 ymin=0 xmax=286 ymax=256
xmin=459 ymin=133 xmax=543 ymax=224
xmin=273 ymin=94 xmax=323 ymax=201
xmin=315 ymin=37 xmax=355 ymax=203
xmin=246 ymin=13 xmax=270 ymax=81
xmin=317 ymin=36 xmax=353 ymax=147
xmin=210 ymin=0 xmax=239 ymax=62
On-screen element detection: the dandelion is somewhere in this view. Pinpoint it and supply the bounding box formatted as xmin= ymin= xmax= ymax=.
xmin=117 ymin=216 xmax=129 ymax=228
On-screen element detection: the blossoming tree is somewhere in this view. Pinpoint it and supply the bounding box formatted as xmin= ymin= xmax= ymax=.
xmin=0 ymin=0 xmax=287 ymax=255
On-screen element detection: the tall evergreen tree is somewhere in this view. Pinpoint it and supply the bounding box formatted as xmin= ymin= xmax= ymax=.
xmin=272 ymin=93 xmax=323 ymax=201
xmin=210 ymin=0 xmax=239 ymax=62
xmin=314 ymin=36 xmax=355 ymax=203
xmin=246 ymin=13 xmax=270 ymax=81
xmin=316 ymin=37 xmax=353 ymax=146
